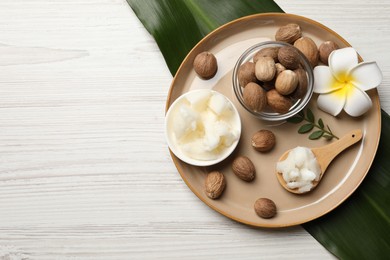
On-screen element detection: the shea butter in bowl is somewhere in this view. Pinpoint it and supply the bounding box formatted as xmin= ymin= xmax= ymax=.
xmin=233 ymin=41 xmax=314 ymax=121
xmin=165 ymin=89 xmax=241 ymax=166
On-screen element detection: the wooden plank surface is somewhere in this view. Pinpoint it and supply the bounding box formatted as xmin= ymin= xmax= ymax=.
xmin=0 ymin=0 xmax=388 ymax=259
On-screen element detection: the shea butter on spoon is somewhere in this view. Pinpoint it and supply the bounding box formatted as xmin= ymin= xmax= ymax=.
xmin=165 ymin=89 xmax=241 ymax=166
xmin=276 ymin=129 xmax=363 ymax=194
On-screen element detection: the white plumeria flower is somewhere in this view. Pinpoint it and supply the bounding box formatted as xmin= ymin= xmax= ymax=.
xmin=313 ymin=47 xmax=382 ymax=117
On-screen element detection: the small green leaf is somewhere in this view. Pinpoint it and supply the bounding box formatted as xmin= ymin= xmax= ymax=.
xmin=318 ymin=118 xmax=324 ymax=129
xmin=292 ymin=109 xmax=338 ymax=140
xmin=309 ymin=130 xmax=324 ymax=140
xmin=323 ymin=134 xmax=333 ymax=140
xmin=298 ymin=124 xmax=314 ymax=133
xmin=307 ymin=108 xmax=315 ymax=123
xmin=287 ymin=116 xmax=304 ymax=123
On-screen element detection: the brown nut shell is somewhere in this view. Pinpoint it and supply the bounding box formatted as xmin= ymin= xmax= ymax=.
xmin=254 ymin=198 xmax=277 ymax=219
xmin=238 ymin=61 xmax=257 ymax=87
xmin=294 ymin=37 xmax=319 ymax=67
xmin=243 ymin=82 xmax=267 ymax=112
xmin=205 ymin=171 xmax=226 ymax=199
xmin=232 ymin=156 xmax=256 ymax=182
xmin=266 ymin=89 xmax=293 ymax=114
xmin=291 ymin=68 xmax=308 ymax=99
xmin=251 ymin=130 xmax=276 ymax=152
xmin=275 ymin=70 xmax=298 ymax=95
xmin=275 ymin=63 xmax=286 ymax=77
xmin=255 ymin=56 xmax=276 ymax=82
xmin=193 ymin=51 xmax=218 ymax=79
xmin=253 ymin=47 xmax=280 ymax=63
xmin=319 ymin=41 xmax=339 ymax=65
xmin=275 ymin=23 xmax=302 ymax=44
xmin=278 ymin=46 xmax=300 ymax=70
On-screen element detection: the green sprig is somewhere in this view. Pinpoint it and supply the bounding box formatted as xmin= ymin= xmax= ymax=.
xmin=287 ymin=108 xmax=339 ymax=140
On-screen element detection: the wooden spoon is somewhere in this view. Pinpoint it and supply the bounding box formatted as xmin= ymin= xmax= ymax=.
xmin=276 ymin=129 xmax=363 ymax=194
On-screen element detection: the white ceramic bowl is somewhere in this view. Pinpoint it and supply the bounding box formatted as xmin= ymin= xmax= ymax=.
xmin=165 ymin=89 xmax=241 ymax=166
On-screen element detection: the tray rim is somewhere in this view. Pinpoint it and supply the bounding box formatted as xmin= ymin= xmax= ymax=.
xmin=165 ymin=12 xmax=381 ymax=228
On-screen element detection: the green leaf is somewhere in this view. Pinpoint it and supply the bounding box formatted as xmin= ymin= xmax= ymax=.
xmin=128 ymin=1 xmax=390 ymax=258
xmin=127 ymin=0 xmax=283 ymax=75
xmin=303 ymin=109 xmax=390 ymax=259
xmin=318 ymin=118 xmax=324 ymax=129
xmin=309 ymin=130 xmax=324 ymax=140
xmin=287 ymin=116 xmax=304 ymax=123
xmin=306 ymin=108 xmax=315 ymax=123
xmin=298 ymin=123 xmax=314 ymax=133
xmin=323 ymin=134 xmax=333 ymax=140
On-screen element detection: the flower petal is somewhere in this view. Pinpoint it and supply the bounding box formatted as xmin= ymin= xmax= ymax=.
xmin=343 ymin=87 xmax=372 ymax=117
xmin=329 ymin=47 xmax=358 ymax=81
xmin=317 ymin=89 xmax=346 ymax=116
xmin=349 ymin=61 xmax=383 ymax=91
xmin=313 ymin=66 xmax=342 ymax=93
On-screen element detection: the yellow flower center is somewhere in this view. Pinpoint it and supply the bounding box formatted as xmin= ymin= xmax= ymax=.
xmin=331 ymin=73 xmax=355 ymax=99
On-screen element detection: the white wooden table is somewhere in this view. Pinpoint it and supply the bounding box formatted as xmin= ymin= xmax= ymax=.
xmin=0 ymin=0 xmax=388 ymax=259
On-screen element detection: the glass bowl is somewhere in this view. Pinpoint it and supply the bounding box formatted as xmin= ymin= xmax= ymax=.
xmin=232 ymin=41 xmax=314 ymax=121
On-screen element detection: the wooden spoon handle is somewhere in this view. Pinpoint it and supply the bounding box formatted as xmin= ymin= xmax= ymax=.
xmin=312 ymin=129 xmax=363 ymax=173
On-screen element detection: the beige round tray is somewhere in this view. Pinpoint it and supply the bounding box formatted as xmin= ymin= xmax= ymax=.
xmin=166 ymin=13 xmax=381 ymax=227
